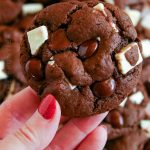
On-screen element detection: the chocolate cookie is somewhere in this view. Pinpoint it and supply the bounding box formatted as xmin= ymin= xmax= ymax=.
xmin=103 ymin=0 xmax=150 ymax=60
xmin=27 ymin=0 xmax=58 ymax=5
xmin=20 ymin=0 xmax=143 ymax=117
xmin=104 ymin=0 xmax=150 ymax=97
xmin=106 ymin=129 xmax=148 ymax=150
xmin=16 ymin=3 xmax=44 ymax=31
xmin=0 ymin=26 xmax=26 ymax=102
xmin=17 ymin=14 xmax=35 ymax=31
xmin=105 ymin=117 xmax=150 ymax=149
xmin=0 ymin=79 xmax=25 ymax=103
xmin=106 ymin=117 xmax=150 ymax=150
xmin=104 ymin=0 xmax=146 ymax=9
xmin=0 ymin=0 xmax=24 ymax=24
xmin=0 ymin=26 xmax=26 ymax=83
xmin=103 ymin=81 xmax=150 ymax=140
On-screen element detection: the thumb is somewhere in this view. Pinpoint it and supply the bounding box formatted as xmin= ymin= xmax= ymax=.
xmin=0 ymin=95 xmax=61 ymax=150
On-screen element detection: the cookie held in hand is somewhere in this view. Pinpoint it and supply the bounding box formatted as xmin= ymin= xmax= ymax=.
xmin=20 ymin=0 xmax=143 ymax=117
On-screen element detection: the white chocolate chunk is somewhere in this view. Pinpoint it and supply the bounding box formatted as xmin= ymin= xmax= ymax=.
xmin=97 ymin=37 xmax=101 ymax=41
xmin=145 ymin=103 xmax=150 ymax=117
xmin=140 ymin=120 xmax=150 ymax=137
xmin=22 ymin=3 xmax=43 ymax=16
xmin=115 ymin=42 xmax=143 ymax=75
xmin=0 ymin=61 xmax=8 ymax=80
xmin=129 ymin=91 xmax=144 ymax=105
xmin=141 ymin=39 xmax=150 ymax=58
xmin=65 ymin=79 xmax=76 ymax=90
xmin=120 ymin=97 xmax=128 ymax=107
xmin=141 ymin=14 xmax=150 ymax=30
xmin=133 ymin=87 xmax=137 ymax=93
xmin=48 ymin=61 xmax=55 ymax=66
xmin=48 ymin=57 xmax=55 ymax=66
xmin=141 ymin=7 xmax=150 ymax=18
xmin=104 ymin=0 xmax=114 ymax=4
xmin=27 ymin=26 xmax=48 ymax=55
xmin=49 ymin=56 xmax=54 ymax=61
xmin=125 ymin=7 xmax=141 ymax=26
xmin=110 ymin=22 xmax=119 ymax=32
xmin=93 ymin=3 xmax=107 ymax=16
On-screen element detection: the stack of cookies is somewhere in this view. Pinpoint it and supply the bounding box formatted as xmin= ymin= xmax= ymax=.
xmin=0 ymin=0 xmax=49 ymax=102
xmin=101 ymin=0 xmax=150 ymax=149
xmin=0 ymin=0 xmax=150 ymax=149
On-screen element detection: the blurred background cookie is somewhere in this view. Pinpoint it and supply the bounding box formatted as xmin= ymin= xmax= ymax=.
xmin=0 ymin=0 xmax=24 ymax=24
xmin=103 ymin=81 xmax=150 ymax=140
xmin=0 ymin=26 xmax=26 ymax=102
xmin=0 ymin=0 xmax=150 ymax=147
xmin=20 ymin=0 xmax=143 ymax=117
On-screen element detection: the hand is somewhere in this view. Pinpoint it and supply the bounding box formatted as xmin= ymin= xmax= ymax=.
xmin=0 ymin=87 xmax=108 ymax=150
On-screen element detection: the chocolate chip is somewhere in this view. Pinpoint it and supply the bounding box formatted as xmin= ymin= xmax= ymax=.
xmin=25 ymin=59 xmax=43 ymax=79
xmin=93 ymin=78 xmax=116 ymax=97
xmin=106 ymin=110 xmax=124 ymax=128
xmin=42 ymin=45 xmax=53 ymax=63
xmin=78 ymin=40 xmax=98 ymax=59
xmin=125 ymin=44 xmax=139 ymax=66
xmin=49 ymin=29 xmax=72 ymax=51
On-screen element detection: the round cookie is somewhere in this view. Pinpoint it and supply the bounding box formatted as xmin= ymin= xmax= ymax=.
xmin=106 ymin=129 xmax=148 ymax=150
xmin=0 ymin=0 xmax=24 ymax=24
xmin=16 ymin=3 xmax=44 ymax=31
xmin=0 ymin=26 xmax=26 ymax=102
xmin=17 ymin=15 xmax=35 ymax=31
xmin=20 ymin=0 xmax=143 ymax=117
xmin=104 ymin=0 xmax=150 ymax=97
xmin=104 ymin=0 xmax=147 ymax=9
xmin=27 ymin=0 xmax=58 ymax=5
xmin=103 ymin=0 xmax=150 ymax=61
xmin=105 ymin=118 xmax=150 ymax=150
xmin=33 ymin=0 xmax=53 ymax=3
xmin=103 ymin=81 xmax=150 ymax=140
xmin=0 ymin=26 xmax=26 ymax=83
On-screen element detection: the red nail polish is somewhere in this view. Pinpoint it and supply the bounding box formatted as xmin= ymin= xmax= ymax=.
xmin=38 ymin=95 xmax=56 ymax=119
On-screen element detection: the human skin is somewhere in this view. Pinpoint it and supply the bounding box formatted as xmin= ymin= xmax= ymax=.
xmin=0 ymin=87 xmax=108 ymax=150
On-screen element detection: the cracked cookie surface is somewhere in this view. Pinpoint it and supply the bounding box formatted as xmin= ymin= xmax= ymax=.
xmin=21 ymin=0 xmax=143 ymax=117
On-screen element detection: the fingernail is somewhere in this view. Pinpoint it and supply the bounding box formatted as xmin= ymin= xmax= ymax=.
xmin=38 ymin=95 xmax=56 ymax=119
